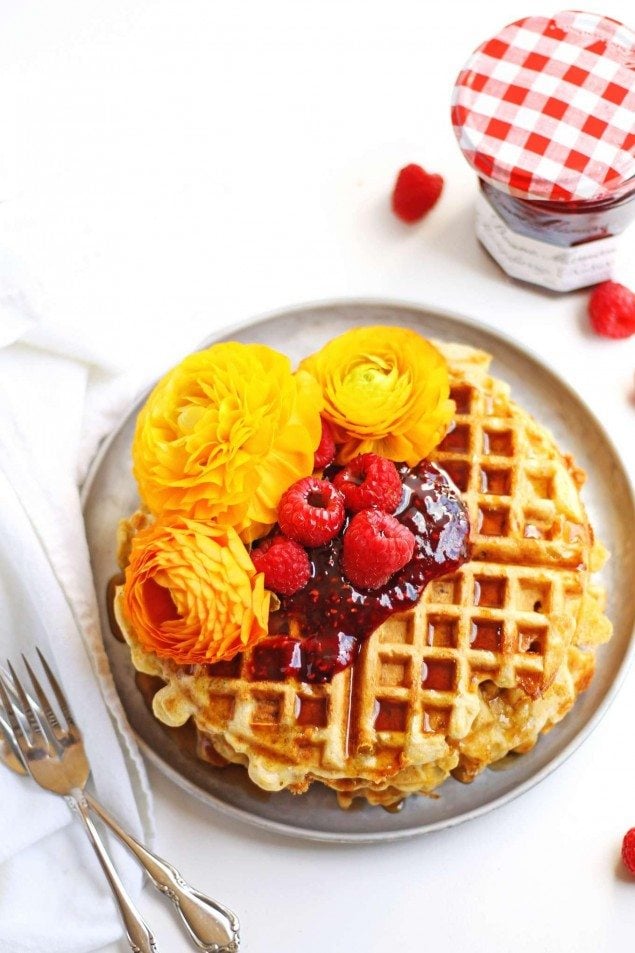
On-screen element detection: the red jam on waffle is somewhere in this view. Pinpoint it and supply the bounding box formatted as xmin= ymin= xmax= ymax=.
xmin=233 ymin=461 xmax=470 ymax=684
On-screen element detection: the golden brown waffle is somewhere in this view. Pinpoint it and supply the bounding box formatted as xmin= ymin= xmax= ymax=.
xmin=114 ymin=343 xmax=612 ymax=807
xmin=333 ymin=641 xmax=598 ymax=808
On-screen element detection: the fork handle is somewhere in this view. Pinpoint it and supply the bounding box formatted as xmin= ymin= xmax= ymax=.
xmin=68 ymin=793 xmax=158 ymax=953
xmin=86 ymin=793 xmax=240 ymax=952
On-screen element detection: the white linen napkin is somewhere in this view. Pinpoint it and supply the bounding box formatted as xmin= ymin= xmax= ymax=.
xmin=0 ymin=325 xmax=159 ymax=951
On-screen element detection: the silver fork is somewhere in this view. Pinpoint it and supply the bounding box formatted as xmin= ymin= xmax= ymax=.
xmin=0 ymin=652 xmax=240 ymax=953
xmin=0 ymin=658 xmax=157 ymax=953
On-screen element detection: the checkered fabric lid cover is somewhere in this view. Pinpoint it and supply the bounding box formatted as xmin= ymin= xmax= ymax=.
xmin=451 ymin=10 xmax=635 ymax=202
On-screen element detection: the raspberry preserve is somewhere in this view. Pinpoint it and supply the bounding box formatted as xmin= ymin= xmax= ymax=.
xmin=479 ymin=179 xmax=635 ymax=249
xmin=452 ymin=11 xmax=635 ymax=291
xmin=244 ymin=460 xmax=470 ymax=684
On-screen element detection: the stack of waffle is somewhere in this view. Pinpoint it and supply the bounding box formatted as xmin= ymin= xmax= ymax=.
xmin=114 ymin=344 xmax=611 ymax=808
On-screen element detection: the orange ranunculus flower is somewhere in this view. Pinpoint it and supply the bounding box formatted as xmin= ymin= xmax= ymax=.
xmin=299 ymin=326 xmax=455 ymax=466
xmin=123 ymin=517 xmax=270 ymax=666
xmin=132 ymin=342 xmax=323 ymax=542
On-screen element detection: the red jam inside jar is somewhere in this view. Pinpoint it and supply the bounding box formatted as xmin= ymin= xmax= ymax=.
xmin=480 ymin=177 xmax=635 ymax=248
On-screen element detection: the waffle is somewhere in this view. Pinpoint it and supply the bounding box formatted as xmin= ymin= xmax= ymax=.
xmin=114 ymin=343 xmax=611 ymax=807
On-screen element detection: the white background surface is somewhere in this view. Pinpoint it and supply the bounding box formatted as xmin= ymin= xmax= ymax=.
xmin=1 ymin=1 xmax=635 ymax=951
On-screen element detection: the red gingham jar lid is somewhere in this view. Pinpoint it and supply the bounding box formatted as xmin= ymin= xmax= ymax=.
xmin=451 ymin=10 xmax=635 ymax=202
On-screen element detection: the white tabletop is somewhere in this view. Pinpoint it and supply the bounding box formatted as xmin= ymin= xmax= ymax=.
xmin=2 ymin=1 xmax=634 ymax=951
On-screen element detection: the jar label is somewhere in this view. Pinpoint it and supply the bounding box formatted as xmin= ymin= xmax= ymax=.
xmin=475 ymin=192 xmax=620 ymax=292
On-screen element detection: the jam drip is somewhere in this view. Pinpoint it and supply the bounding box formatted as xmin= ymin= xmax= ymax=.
xmin=244 ymin=460 xmax=470 ymax=684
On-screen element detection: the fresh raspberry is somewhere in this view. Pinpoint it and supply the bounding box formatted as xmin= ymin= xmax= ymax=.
xmin=341 ymin=509 xmax=416 ymax=590
xmin=622 ymin=828 xmax=635 ymax=875
xmin=589 ymin=281 xmax=635 ymax=339
xmin=277 ymin=477 xmax=345 ymax=547
xmin=314 ymin=418 xmax=336 ymax=470
xmin=391 ymin=164 xmax=444 ymax=223
xmin=251 ymin=535 xmax=311 ymax=596
xmin=333 ymin=453 xmax=402 ymax=514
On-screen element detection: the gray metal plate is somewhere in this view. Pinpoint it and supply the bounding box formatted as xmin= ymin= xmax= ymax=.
xmin=82 ymin=299 xmax=635 ymax=842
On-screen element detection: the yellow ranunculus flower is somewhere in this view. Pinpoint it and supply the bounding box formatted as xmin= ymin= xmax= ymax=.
xmin=299 ymin=326 xmax=455 ymax=465
xmin=132 ymin=342 xmax=323 ymax=541
xmin=123 ymin=517 xmax=270 ymax=666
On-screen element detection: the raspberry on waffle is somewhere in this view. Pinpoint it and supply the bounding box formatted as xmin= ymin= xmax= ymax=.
xmin=251 ymin=536 xmax=311 ymax=597
xmin=277 ymin=477 xmax=345 ymax=547
xmin=341 ymin=509 xmax=415 ymax=590
xmin=333 ymin=453 xmax=402 ymax=513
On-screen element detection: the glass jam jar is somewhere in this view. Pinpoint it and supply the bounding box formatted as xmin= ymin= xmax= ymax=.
xmin=451 ymin=11 xmax=635 ymax=291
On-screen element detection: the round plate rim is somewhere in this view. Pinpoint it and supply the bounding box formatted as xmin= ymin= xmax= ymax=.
xmin=82 ymin=295 xmax=635 ymax=844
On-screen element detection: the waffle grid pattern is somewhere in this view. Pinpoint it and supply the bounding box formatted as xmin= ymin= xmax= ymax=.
xmin=186 ymin=553 xmax=584 ymax=781
xmin=177 ymin=374 xmax=593 ymax=784
xmin=435 ymin=381 xmax=589 ymax=570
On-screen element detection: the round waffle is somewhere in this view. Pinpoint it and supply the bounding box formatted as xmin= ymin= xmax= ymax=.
xmin=114 ymin=344 xmax=611 ymax=807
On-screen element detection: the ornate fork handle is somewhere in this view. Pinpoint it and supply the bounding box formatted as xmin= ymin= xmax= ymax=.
xmin=86 ymin=794 xmax=240 ymax=952
xmin=69 ymin=793 xmax=157 ymax=953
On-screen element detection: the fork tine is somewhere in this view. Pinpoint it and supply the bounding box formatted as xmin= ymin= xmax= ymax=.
xmin=22 ymin=654 xmax=62 ymax=734
xmin=0 ymin=663 xmax=22 ymax=704
xmin=0 ymin=667 xmax=32 ymax=732
xmin=5 ymin=661 xmax=49 ymax=745
xmin=0 ymin=674 xmax=32 ymax=760
xmin=36 ymin=648 xmax=78 ymax=732
xmin=0 ymin=706 xmax=27 ymax=771
xmin=1 ymin=661 xmax=48 ymax=728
